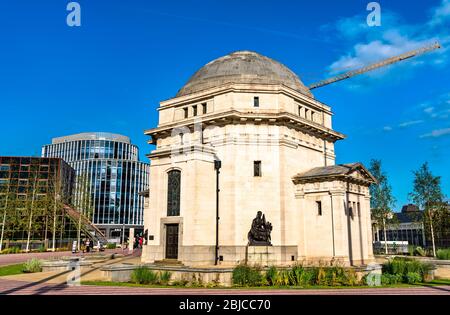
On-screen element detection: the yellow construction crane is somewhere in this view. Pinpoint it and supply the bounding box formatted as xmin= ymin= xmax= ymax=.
xmin=308 ymin=41 xmax=441 ymax=90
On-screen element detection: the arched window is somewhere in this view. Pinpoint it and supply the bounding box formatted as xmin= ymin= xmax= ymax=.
xmin=167 ymin=170 xmax=181 ymax=216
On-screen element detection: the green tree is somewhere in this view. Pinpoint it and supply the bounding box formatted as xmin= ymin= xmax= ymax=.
xmin=369 ymin=159 xmax=396 ymax=254
xmin=74 ymin=173 xmax=94 ymax=251
xmin=0 ymin=188 xmax=17 ymax=251
xmin=409 ymin=162 xmax=445 ymax=257
xmin=46 ymin=173 xmax=67 ymax=252
xmin=24 ymin=172 xmax=40 ymax=252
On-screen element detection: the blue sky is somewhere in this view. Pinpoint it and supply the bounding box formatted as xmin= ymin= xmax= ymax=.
xmin=0 ymin=0 xmax=449 ymax=210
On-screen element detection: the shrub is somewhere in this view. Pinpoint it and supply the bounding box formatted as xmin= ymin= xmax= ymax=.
xmin=278 ymin=269 xmax=290 ymax=286
xmin=131 ymin=266 xmax=159 ymax=284
xmin=265 ymin=266 xmax=278 ymax=286
xmin=382 ymin=257 xmax=432 ymax=283
xmin=408 ymin=245 xmax=415 ymax=256
xmin=436 ymin=249 xmax=450 ymax=260
xmin=383 ymin=258 xmax=408 ymax=275
xmin=299 ymin=269 xmax=316 ymax=286
xmin=106 ymin=243 xmax=117 ymax=249
xmin=414 ymin=246 xmax=426 ymax=257
xmin=406 ymin=272 xmax=422 ymax=284
xmin=291 ymin=265 xmax=304 ymax=286
xmin=23 ymin=259 xmax=42 ymax=273
xmin=232 ymin=265 xmax=263 ymax=287
xmin=1 ymin=247 xmax=21 ymax=254
xmin=171 ymin=279 xmax=189 ymax=287
xmin=316 ymin=267 xmax=328 ymax=286
xmin=159 ymin=271 xmax=172 ymax=285
xmin=381 ymin=274 xmax=402 ymax=285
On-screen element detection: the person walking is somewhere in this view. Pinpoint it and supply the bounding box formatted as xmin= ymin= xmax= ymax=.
xmin=85 ymin=239 xmax=90 ymax=253
xmin=138 ymin=236 xmax=143 ymax=249
xmin=72 ymin=240 xmax=77 ymax=254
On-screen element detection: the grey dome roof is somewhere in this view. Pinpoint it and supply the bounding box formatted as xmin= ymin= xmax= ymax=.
xmin=176 ymin=51 xmax=313 ymax=97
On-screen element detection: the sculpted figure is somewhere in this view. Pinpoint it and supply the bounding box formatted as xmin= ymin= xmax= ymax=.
xmin=248 ymin=211 xmax=272 ymax=246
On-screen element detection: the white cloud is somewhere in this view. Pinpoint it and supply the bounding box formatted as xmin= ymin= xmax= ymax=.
xmin=429 ymin=0 xmax=450 ymax=26
xmin=421 ymin=92 xmax=450 ymax=119
xmin=398 ymin=120 xmax=424 ymax=128
xmin=420 ymin=127 xmax=450 ymax=138
xmin=329 ymin=34 xmax=433 ymax=74
xmin=383 ymin=126 xmax=393 ymax=131
xmin=325 ymin=6 xmax=449 ymax=80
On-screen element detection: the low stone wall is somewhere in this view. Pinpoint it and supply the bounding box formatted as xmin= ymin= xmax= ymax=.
xmin=429 ymin=260 xmax=450 ymax=279
xmin=42 ymin=260 xmax=94 ymax=272
xmin=101 ymin=264 xmax=234 ymax=286
xmin=41 ymin=254 xmax=122 ymax=272
xmin=100 ymin=263 xmax=382 ymax=287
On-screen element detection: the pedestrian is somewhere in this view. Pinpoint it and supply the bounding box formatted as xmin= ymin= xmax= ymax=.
xmin=86 ymin=239 xmax=90 ymax=253
xmin=139 ymin=236 xmax=143 ymax=249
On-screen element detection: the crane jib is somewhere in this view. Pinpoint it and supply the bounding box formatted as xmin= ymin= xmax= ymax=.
xmin=308 ymin=41 xmax=441 ymax=90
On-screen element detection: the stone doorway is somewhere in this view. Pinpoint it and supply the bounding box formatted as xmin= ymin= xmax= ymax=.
xmin=165 ymin=224 xmax=179 ymax=259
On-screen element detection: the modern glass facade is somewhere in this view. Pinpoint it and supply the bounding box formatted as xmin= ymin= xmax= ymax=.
xmin=42 ymin=132 xmax=149 ymax=238
xmin=0 ymin=156 xmax=75 ymax=246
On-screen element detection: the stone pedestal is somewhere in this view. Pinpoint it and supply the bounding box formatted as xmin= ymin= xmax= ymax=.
xmin=246 ymin=246 xmax=276 ymax=267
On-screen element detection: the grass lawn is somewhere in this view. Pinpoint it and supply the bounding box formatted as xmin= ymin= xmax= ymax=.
xmin=0 ymin=264 xmax=24 ymax=277
xmin=82 ymin=279 xmax=450 ymax=290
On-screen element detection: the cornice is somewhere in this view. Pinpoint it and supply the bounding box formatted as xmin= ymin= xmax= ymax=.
xmin=145 ymin=109 xmax=345 ymax=144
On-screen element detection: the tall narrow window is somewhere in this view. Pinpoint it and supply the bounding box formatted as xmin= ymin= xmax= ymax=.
xmin=316 ymin=201 xmax=322 ymax=216
xmin=183 ymin=108 xmax=188 ymax=119
xmin=253 ymin=161 xmax=261 ymax=177
xmin=348 ymin=202 xmax=354 ymax=220
xmin=254 ymin=97 xmax=259 ymax=107
xmin=202 ymin=103 xmax=207 ymax=114
xmin=167 ymin=170 xmax=181 ymax=216
xmin=311 ymin=111 xmax=315 ymax=122
xmin=193 ymin=105 xmax=198 ymax=117
xmin=298 ymin=105 xmax=302 ymax=116
xmin=305 ymin=108 xmax=309 ymax=120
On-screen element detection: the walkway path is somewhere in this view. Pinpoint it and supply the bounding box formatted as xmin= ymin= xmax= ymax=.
xmin=0 ymin=249 xmax=130 ymax=266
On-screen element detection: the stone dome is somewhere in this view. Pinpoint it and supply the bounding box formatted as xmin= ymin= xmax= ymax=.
xmin=176 ymin=51 xmax=313 ymax=97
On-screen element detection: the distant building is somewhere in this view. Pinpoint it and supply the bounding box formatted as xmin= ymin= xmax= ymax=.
xmin=0 ymin=156 xmax=75 ymax=246
xmin=372 ymin=204 xmax=426 ymax=248
xmin=42 ymin=132 xmax=149 ymax=239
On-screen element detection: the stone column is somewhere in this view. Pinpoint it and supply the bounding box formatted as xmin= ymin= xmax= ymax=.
xmin=364 ymin=195 xmax=374 ymax=259
xmin=294 ymin=188 xmax=307 ymax=261
xmin=330 ymin=189 xmax=349 ymax=265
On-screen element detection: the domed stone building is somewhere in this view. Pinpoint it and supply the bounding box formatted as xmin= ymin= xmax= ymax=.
xmin=142 ymin=51 xmax=376 ymax=267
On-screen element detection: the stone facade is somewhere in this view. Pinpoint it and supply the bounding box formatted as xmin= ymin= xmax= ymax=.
xmin=142 ymin=51 xmax=375 ymax=267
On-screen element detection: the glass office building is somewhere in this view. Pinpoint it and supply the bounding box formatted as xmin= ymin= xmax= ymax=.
xmin=0 ymin=156 xmax=75 ymax=247
xmin=42 ymin=132 xmax=149 ymax=238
